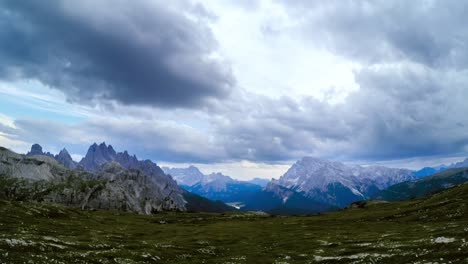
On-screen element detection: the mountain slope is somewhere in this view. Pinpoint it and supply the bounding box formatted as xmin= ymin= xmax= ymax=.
xmin=374 ymin=168 xmax=468 ymax=201
xmin=243 ymin=183 xmax=338 ymax=215
xmin=414 ymin=166 xmax=445 ymax=177
xmin=182 ymin=191 xmax=236 ymax=213
xmin=55 ymin=148 xmax=77 ymax=169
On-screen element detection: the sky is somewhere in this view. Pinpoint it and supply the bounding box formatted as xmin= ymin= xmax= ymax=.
xmin=1 ymin=0 xmax=468 ymax=180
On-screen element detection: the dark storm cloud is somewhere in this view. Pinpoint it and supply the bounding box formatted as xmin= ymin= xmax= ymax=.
xmin=281 ymin=0 xmax=468 ymax=68
xmin=0 ymin=0 xmax=234 ymax=108
xmin=196 ymin=0 xmax=467 ymax=163
xmin=3 ymin=0 xmax=468 ymax=165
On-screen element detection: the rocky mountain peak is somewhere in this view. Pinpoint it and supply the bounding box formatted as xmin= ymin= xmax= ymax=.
xmin=107 ymin=144 xmax=116 ymax=156
xmin=204 ymin=172 xmax=235 ymax=184
xmin=26 ymin=143 xmax=54 ymax=158
xmin=272 ymin=156 xmax=417 ymax=208
xmin=28 ymin=143 xmax=43 ymax=155
xmin=80 ymin=142 xmax=118 ymax=171
xmin=55 ymin=148 xmax=77 ymax=169
xmin=301 ymin=156 xmax=328 ymax=164
xmin=58 ymin=148 xmax=69 ymax=155
xmin=162 ymin=165 xmax=205 ymax=186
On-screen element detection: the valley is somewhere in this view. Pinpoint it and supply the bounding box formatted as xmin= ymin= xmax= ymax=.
xmin=1 ymin=183 xmax=467 ymax=263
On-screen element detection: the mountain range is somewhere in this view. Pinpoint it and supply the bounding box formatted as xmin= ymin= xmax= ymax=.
xmin=413 ymin=158 xmax=468 ymax=177
xmin=163 ymin=155 xmax=468 ymax=214
xmin=6 ymin=142 xmax=468 ymax=216
xmin=266 ymin=157 xmax=418 ymax=208
xmin=163 ymin=166 xmax=263 ymax=206
xmin=374 ymin=167 xmax=468 ymax=201
xmin=163 ymin=157 xmax=426 ymax=214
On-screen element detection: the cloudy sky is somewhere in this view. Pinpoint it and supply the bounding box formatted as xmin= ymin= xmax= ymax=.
xmin=1 ymin=0 xmax=468 ymax=179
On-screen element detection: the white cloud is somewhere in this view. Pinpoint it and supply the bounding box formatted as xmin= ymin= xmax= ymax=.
xmin=1 ymin=1 xmax=468 ymax=179
xmin=200 ymin=0 xmax=360 ymax=102
xmin=0 ymin=132 xmax=29 ymax=153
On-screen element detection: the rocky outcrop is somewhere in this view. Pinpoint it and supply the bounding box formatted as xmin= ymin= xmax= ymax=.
xmin=1 ymin=148 xmax=61 ymax=181
xmin=78 ymin=143 xmax=183 ymax=202
xmin=0 ymin=147 xmax=187 ymax=214
xmin=26 ymin=144 xmax=54 ymax=158
xmin=79 ymin=142 xmax=115 ymax=171
xmin=83 ymin=162 xmax=185 ymax=213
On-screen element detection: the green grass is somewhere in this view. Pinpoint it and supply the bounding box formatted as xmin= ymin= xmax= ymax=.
xmin=1 ymin=184 xmax=468 ymax=263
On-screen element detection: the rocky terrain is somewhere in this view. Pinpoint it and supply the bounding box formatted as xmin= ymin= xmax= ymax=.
xmin=1 ymin=177 xmax=467 ymax=263
xmin=0 ymin=145 xmax=233 ymax=214
xmin=26 ymin=144 xmax=77 ymax=169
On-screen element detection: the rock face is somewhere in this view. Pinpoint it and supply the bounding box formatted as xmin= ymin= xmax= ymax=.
xmin=0 ymin=146 xmax=187 ymax=214
xmin=84 ymin=162 xmax=184 ymax=213
xmin=78 ymin=143 xmax=159 ymax=175
xmin=1 ymin=147 xmax=61 ymax=181
xmin=77 ymin=142 xmax=186 ymax=212
xmin=79 ymin=143 xmax=118 ymax=171
xmin=25 ymin=144 xmax=77 ymax=169
xmin=265 ymin=157 xmax=417 ymax=208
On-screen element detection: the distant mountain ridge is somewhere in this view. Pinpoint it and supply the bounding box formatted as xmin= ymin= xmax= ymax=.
xmin=163 ymin=166 xmax=265 ymax=205
xmin=374 ymin=168 xmax=468 ymax=201
xmin=246 ymin=178 xmax=270 ymax=187
xmin=413 ymin=157 xmax=468 ymax=177
xmin=19 ymin=143 xmax=468 ymax=215
xmin=162 ymin=165 xmax=205 ymax=187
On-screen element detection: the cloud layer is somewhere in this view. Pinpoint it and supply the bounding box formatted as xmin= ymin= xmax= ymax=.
xmin=1 ymin=0 xmax=468 ymax=173
xmin=0 ymin=0 xmax=234 ymax=108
